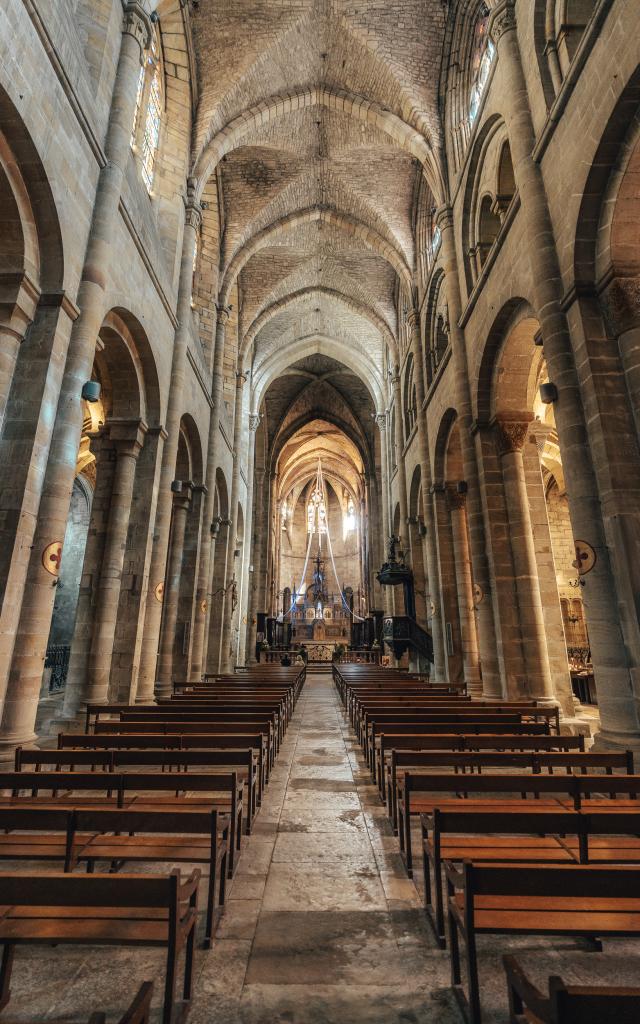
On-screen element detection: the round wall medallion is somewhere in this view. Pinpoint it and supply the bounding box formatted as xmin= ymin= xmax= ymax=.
xmin=573 ymin=540 xmax=596 ymax=576
xmin=473 ymin=583 xmax=484 ymax=605
xmin=154 ymin=581 xmax=165 ymax=602
xmin=42 ymin=541 xmax=63 ymax=577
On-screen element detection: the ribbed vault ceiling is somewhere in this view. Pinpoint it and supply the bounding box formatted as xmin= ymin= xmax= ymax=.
xmin=191 ymin=0 xmax=448 ymax=399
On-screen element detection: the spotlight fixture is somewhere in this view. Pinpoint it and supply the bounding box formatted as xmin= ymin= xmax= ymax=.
xmin=81 ymin=381 xmax=101 ymax=403
xmin=539 ymin=383 xmax=558 ymax=405
xmin=170 ymin=479 xmax=183 ymax=493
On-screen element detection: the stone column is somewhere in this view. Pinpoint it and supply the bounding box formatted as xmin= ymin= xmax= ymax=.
xmin=489 ymin=0 xmax=638 ymax=742
xmin=407 ymin=310 xmax=446 ymax=679
xmin=136 ymin=186 xmax=202 ymax=701
xmin=237 ymin=412 xmax=258 ymax=664
xmin=246 ymin=463 xmax=266 ymax=664
xmin=189 ymin=304 xmax=231 ymax=679
xmin=266 ymin=473 xmax=277 ymax=617
xmin=436 ymin=205 xmax=502 ymax=697
xmin=494 ymin=418 xmax=555 ymax=701
xmin=220 ymin=371 xmax=246 ymax=672
xmin=85 ymin=420 xmax=146 ymax=705
xmin=375 ymin=414 xmax=390 ymax=550
xmin=447 ymin=487 xmax=482 ymax=695
xmin=390 ymin=373 xmax=409 ymax=549
xmin=375 ymin=414 xmax=391 ymax=614
xmin=0 ymin=2 xmax=151 ymax=757
xmin=0 ymin=272 xmax=40 ymax=429
xmin=156 ymin=484 xmax=192 ymax=696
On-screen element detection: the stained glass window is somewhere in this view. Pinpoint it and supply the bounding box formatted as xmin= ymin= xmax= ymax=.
xmin=141 ymin=62 xmax=161 ymax=191
xmin=469 ymin=11 xmax=495 ymax=125
xmin=130 ymin=27 xmax=163 ymax=194
xmin=307 ymin=486 xmax=327 ymax=534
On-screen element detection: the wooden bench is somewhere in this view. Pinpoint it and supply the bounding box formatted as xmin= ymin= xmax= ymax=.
xmin=0 ymin=870 xmax=199 ymax=1024
xmin=0 ymin=805 xmax=228 ymax=948
xmin=366 ymin=720 xmax=550 ymax=774
xmin=59 ymin=731 xmax=270 ymax=788
xmin=503 ymin=955 xmax=640 ymax=1024
xmin=93 ymin=719 xmax=277 ymax=767
xmin=398 ymin=771 xmax=640 ymax=876
xmin=375 ymin=733 xmax=586 ymax=797
xmin=18 ymin=745 xmax=261 ymax=825
xmin=0 ymin=770 xmax=244 ymax=877
xmin=446 ymin=863 xmax=640 ymax=1024
xmin=389 ymin=749 xmax=633 ymax=836
xmin=74 ymin=807 xmax=227 ymax=948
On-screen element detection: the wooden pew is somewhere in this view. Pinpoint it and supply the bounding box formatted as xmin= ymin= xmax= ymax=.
xmin=503 ymin=955 xmax=640 ymax=1024
xmin=375 ymin=733 xmax=586 ymax=801
xmin=0 ymin=770 xmax=244 ymax=877
xmin=445 ymin=863 xmax=640 ymax=1024
xmin=0 ymin=870 xmax=199 ymax=1024
xmin=17 ymin=745 xmax=261 ymax=825
xmin=388 ymin=749 xmax=633 ymax=835
xmin=92 ymin=722 xmax=276 ymax=771
xmin=398 ymin=771 xmax=640 ymax=876
xmin=366 ymin=720 xmax=551 ymax=774
xmin=74 ymin=807 xmax=227 ymax=948
xmin=59 ymin=731 xmax=270 ymax=789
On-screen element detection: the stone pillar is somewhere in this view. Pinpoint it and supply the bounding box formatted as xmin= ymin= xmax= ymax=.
xmin=390 ymin=372 xmax=409 ymax=549
xmin=432 ymin=484 xmax=462 ymax=682
xmin=237 ymin=412 xmax=258 ymax=665
xmin=266 ymin=473 xmax=277 ymax=617
xmin=156 ymin=485 xmax=192 ymax=696
xmin=375 ymin=414 xmax=391 ymax=615
xmin=0 ymin=272 xmax=40 ymax=429
xmin=189 ymin=304 xmax=231 ymax=679
xmin=407 ymin=310 xmax=446 ymax=679
xmin=85 ymin=420 xmax=146 ymax=705
xmin=447 ymin=488 xmax=482 ymax=695
xmin=490 ymin=0 xmax=639 ymax=743
xmin=247 ymin=464 xmax=266 ymax=664
xmin=206 ymin=517 xmax=229 ymax=674
xmin=136 ymin=186 xmax=202 ymax=702
xmin=494 ymin=418 xmax=554 ymax=701
xmin=220 ymin=371 xmax=246 ymax=672
xmin=0 ymin=2 xmax=151 ymax=756
xmin=436 ymin=205 xmax=502 ymax=697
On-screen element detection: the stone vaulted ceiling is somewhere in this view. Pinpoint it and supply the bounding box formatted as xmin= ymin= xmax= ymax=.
xmin=191 ymin=0 xmax=448 ymax=402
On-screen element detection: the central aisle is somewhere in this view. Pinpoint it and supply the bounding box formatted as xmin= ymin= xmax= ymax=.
xmin=196 ymin=670 xmax=458 ymax=1023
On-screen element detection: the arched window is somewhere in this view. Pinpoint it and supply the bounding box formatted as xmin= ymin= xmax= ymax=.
xmin=343 ymin=497 xmax=356 ymax=539
xmin=307 ymin=485 xmax=326 ymax=535
xmin=131 ymin=25 xmax=164 ymax=193
xmin=469 ymin=9 xmax=495 ymax=125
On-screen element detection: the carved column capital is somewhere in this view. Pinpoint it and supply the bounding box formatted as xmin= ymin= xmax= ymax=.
xmin=375 ymin=413 xmax=387 ymax=431
xmin=109 ymin=417 xmax=148 ymax=456
xmin=249 ymin=413 xmax=261 ymax=432
xmin=493 ymin=417 xmax=530 ymax=456
xmin=446 ymin=486 xmax=467 ymax=512
xmin=215 ymin=304 xmax=231 ymax=326
xmin=122 ymin=1 xmax=152 ymax=56
xmin=406 ymin=309 xmax=420 ymax=333
xmin=236 ymin=369 xmax=247 ymax=387
xmin=489 ymin=0 xmax=517 ymax=43
xmin=434 ymin=204 xmax=454 ymax=235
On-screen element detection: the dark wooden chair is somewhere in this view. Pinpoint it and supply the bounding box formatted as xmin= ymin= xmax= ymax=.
xmin=0 ymin=870 xmax=199 ymax=1024
xmin=503 ymin=955 xmax=640 ymax=1023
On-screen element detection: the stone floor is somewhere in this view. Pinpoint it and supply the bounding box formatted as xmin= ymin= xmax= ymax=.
xmin=6 ymin=671 xmax=640 ymax=1024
